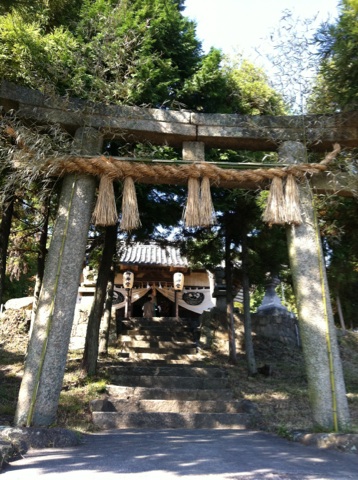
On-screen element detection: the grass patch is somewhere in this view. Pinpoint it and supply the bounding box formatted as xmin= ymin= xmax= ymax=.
xmin=58 ymin=380 xmax=106 ymax=432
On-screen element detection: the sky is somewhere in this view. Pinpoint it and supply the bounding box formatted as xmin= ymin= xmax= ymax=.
xmin=184 ymin=0 xmax=341 ymax=58
xmin=183 ymin=0 xmax=341 ymax=110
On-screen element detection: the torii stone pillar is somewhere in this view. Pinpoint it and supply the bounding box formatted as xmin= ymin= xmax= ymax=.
xmin=282 ymin=141 xmax=350 ymax=430
xmin=15 ymin=127 xmax=103 ymax=426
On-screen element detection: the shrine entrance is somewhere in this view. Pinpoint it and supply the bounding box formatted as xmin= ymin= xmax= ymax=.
xmin=1 ymin=81 xmax=357 ymax=431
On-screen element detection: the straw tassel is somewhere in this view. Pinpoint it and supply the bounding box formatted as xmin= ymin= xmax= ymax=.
xmin=183 ymin=177 xmax=201 ymax=228
xmin=92 ymin=176 xmax=118 ymax=226
xmin=263 ymin=176 xmax=286 ymax=225
xmin=200 ymin=176 xmax=216 ymax=226
xmin=120 ymin=176 xmax=141 ymax=231
xmin=284 ymin=174 xmax=302 ymax=225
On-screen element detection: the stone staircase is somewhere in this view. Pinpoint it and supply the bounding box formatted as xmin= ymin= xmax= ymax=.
xmin=91 ymin=317 xmax=259 ymax=429
xmin=116 ymin=317 xmax=201 ymax=363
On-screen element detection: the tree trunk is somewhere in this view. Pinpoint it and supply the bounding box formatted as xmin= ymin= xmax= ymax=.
xmin=82 ymin=223 xmax=118 ymax=375
xmin=29 ymin=197 xmax=50 ymax=336
xmin=336 ymin=293 xmax=346 ymax=333
xmin=15 ymin=127 xmax=102 ymax=427
xmin=283 ymin=141 xmax=350 ymax=431
xmin=99 ymin=265 xmax=115 ymax=356
xmin=0 ymin=192 xmax=15 ymax=307
xmin=225 ymin=230 xmax=237 ymax=364
xmin=241 ymin=234 xmax=257 ymax=375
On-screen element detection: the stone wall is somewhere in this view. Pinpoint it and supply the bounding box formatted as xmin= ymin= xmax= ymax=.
xmin=69 ymin=300 xmax=117 ymax=351
xmin=199 ymin=306 xmax=300 ymax=353
xmin=249 ymin=310 xmax=299 ymax=347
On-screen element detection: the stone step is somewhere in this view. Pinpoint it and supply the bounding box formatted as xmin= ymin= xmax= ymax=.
xmin=120 ymin=318 xmax=199 ymax=330
xmin=115 ymin=357 xmax=199 ymax=365
xmin=122 ymin=346 xmax=197 ymax=355
xmin=119 ymin=335 xmax=192 ymax=342
xmin=121 ymin=319 xmax=199 ymax=330
xmin=120 ymin=327 xmax=196 ymax=336
xmin=117 ymin=352 xmax=200 ymax=362
xmin=121 ymin=317 xmax=199 ymax=326
xmin=92 ymin=411 xmax=253 ymax=429
xmin=92 ymin=398 xmax=242 ymax=413
xmin=118 ymin=340 xmax=196 ymax=349
xmin=106 ymin=385 xmax=234 ymax=401
xmin=107 ymin=375 xmax=230 ymax=389
xmin=104 ymin=365 xmax=229 ymax=378
xmin=92 ymin=315 xmax=260 ymax=431
xmin=118 ymin=352 xmax=204 ymax=365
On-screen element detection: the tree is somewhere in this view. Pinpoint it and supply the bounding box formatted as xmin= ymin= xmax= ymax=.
xmin=181 ymin=49 xmax=285 ymax=114
xmin=30 ymin=194 xmax=51 ymax=332
xmin=82 ymin=224 xmax=118 ymax=376
xmin=0 ymin=0 xmax=82 ymax=26
xmin=0 ymin=192 xmax=14 ymax=306
xmin=241 ymin=234 xmax=256 ymax=375
xmin=99 ymin=264 xmax=116 ymax=355
xmin=217 ymin=192 xmax=262 ymax=374
xmin=313 ymin=0 xmax=358 ymax=111
xmin=309 ymin=0 xmax=358 ymax=332
xmin=316 ymin=195 xmax=358 ymax=330
xmin=0 ymin=111 xmax=72 ymax=306
xmin=0 ymin=0 xmax=202 ymax=107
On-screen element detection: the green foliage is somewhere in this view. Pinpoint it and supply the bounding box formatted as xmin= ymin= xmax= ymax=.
xmin=0 ymin=0 xmax=287 ymax=111
xmin=276 ymin=424 xmax=293 ymax=439
xmin=0 ymin=0 xmax=204 ymax=106
xmin=181 ymin=50 xmax=286 ymax=114
xmin=180 ymin=48 xmax=233 ymax=112
xmin=1 ymin=187 xmax=56 ymax=303
xmin=0 ymin=12 xmax=78 ymax=94
xmin=250 ymin=284 xmax=265 ymax=311
xmin=0 ymin=0 xmax=83 ymax=29
xmin=309 ymin=1 xmax=358 ymax=328
xmin=316 ymin=195 xmax=358 ymax=329
xmin=181 ymin=229 xmax=224 ymax=270
xmin=313 ymin=0 xmax=358 ymax=111
xmin=225 ymin=57 xmax=286 ymax=115
xmin=307 ymin=73 xmax=339 ymax=114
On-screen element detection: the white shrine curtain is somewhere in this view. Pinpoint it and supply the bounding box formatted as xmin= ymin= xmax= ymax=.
xmin=112 ymin=286 xmax=214 ymax=314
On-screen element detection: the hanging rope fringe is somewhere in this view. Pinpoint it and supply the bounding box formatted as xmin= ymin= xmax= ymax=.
xmin=263 ymin=176 xmax=286 ymax=226
xmin=92 ymin=176 xmax=118 ymax=226
xmin=58 ymin=143 xmax=340 ymax=230
xmin=284 ymin=174 xmax=302 ymax=225
xmin=120 ymin=176 xmax=141 ymax=231
xmin=183 ymin=177 xmax=201 ymax=228
xmin=200 ymin=176 xmax=216 ymax=226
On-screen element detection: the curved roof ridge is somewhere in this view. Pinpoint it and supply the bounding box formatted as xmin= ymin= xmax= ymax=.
xmin=119 ymin=243 xmax=188 ymax=268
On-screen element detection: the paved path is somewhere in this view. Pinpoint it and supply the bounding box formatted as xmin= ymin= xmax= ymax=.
xmin=3 ymin=429 xmax=358 ymax=479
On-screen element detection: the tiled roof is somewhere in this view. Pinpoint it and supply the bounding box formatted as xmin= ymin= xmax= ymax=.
xmin=119 ymin=244 xmax=188 ymax=268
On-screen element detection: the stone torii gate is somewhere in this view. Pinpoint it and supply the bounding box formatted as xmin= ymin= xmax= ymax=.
xmin=1 ymin=81 xmax=357 ymax=431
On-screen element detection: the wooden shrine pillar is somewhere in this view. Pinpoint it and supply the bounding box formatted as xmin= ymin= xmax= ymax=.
xmin=282 ymin=141 xmax=350 ymax=430
xmin=15 ymin=127 xmax=103 ymax=427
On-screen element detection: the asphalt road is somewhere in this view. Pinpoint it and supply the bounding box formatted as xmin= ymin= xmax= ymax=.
xmin=3 ymin=429 xmax=358 ymax=479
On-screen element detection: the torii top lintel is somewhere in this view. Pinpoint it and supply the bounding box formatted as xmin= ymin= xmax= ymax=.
xmin=1 ymin=81 xmax=358 ymax=153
